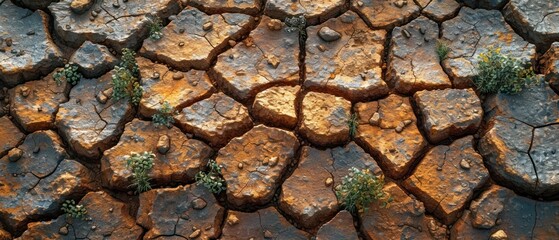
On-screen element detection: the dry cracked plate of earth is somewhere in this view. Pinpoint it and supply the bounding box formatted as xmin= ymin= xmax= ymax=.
xmin=0 ymin=0 xmax=559 ymax=239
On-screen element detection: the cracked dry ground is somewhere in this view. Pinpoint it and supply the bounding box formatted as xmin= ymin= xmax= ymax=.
xmin=1 ymin=0 xmax=559 ymax=239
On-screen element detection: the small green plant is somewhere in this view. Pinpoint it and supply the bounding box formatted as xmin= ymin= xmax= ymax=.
xmin=112 ymin=48 xmax=142 ymax=105
xmin=54 ymin=63 xmax=82 ymax=86
xmin=61 ymin=199 xmax=87 ymax=220
xmin=153 ymin=101 xmax=177 ymax=127
xmin=285 ymin=15 xmax=307 ymax=40
xmin=436 ymin=40 xmax=450 ymax=61
xmin=348 ymin=113 xmax=358 ymax=137
xmin=335 ymin=167 xmax=391 ymax=213
xmin=474 ymin=48 xmax=538 ymax=95
xmin=148 ymin=17 xmax=163 ymax=40
xmin=126 ymin=151 xmax=155 ymax=193
xmin=195 ymin=160 xmax=226 ymax=194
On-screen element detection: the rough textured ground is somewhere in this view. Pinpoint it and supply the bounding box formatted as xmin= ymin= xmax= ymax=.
xmin=1 ymin=0 xmax=559 ymax=239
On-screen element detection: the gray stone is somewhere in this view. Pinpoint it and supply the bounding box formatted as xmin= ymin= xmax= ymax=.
xmin=441 ymin=7 xmax=536 ymax=88
xmin=422 ymin=0 xmax=461 ymax=22
xmin=70 ymin=41 xmax=117 ymax=78
xmin=318 ymin=27 xmax=341 ymax=42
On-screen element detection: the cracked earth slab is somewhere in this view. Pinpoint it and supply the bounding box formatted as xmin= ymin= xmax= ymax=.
xmin=316 ymin=210 xmax=358 ymax=240
xmin=421 ymin=0 xmax=461 ymax=22
xmin=136 ymin=184 xmax=225 ymax=239
xmin=299 ymin=92 xmax=351 ymax=147
xmin=351 ymin=0 xmax=421 ymax=29
xmin=101 ymin=119 xmax=213 ymax=191
xmin=264 ymin=0 xmax=347 ymax=25
xmin=279 ymin=143 xmax=382 ymax=229
xmin=504 ymin=0 xmax=559 ymax=49
xmin=0 ymin=0 xmax=63 ymax=87
xmin=216 ymin=125 xmax=299 ymax=209
xmin=140 ymin=6 xmax=257 ymax=71
xmin=210 ymin=16 xmax=299 ymax=102
xmin=354 ymin=94 xmax=428 ymax=179
xmin=413 ymin=88 xmax=483 ymax=143
xmin=451 ymin=185 xmax=559 ymax=239
xmin=190 ymin=0 xmax=262 ymax=15
xmin=359 ymin=182 xmax=447 ymax=240
xmin=305 ymin=11 xmax=389 ymax=102
xmin=541 ymin=42 xmax=559 ymax=93
xmin=221 ymin=207 xmax=310 ymax=239
xmin=9 ymin=69 xmax=70 ymax=133
xmin=18 ymin=191 xmax=142 ymax=239
xmin=49 ymin=0 xmax=182 ymax=51
xmin=69 ymin=41 xmax=118 ymax=79
xmin=55 ymin=71 xmax=134 ymax=160
xmin=403 ymin=136 xmax=489 ymax=225
xmin=387 ymin=16 xmax=452 ymax=95
xmin=0 ymin=116 xmax=25 ymax=158
xmin=252 ymin=85 xmax=300 ymax=129
xmin=137 ymin=57 xmax=215 ymax=118
xmin=480 ymin=82 xmax=559 ymax=197
xmin=0 ymin=131 xmax=95 ymax=234
xmin=174 ymin=92 xmax=253 ymax=148
xmin=441 ymin=7 xmax=536 ymax=88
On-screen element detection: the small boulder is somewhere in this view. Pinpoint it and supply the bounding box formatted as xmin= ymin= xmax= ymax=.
xmin=318 ymin=27 xmax=341 ymax=42
xmin=70 ymin=0 xmax=94 ymax=14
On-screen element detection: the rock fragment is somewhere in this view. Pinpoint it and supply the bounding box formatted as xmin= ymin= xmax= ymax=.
xmin=70 ymin=41 xmax=117 ymax=78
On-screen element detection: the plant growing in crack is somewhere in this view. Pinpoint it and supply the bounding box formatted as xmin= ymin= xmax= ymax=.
xmin=435 ymin=40 xmax=450 ymax=61
xmin=148 ymin=16 xmax=163 ymax=40
xmin=61 ymin=199 xmax=87 ymax=220
xmin=126 ymin=151 xmax=155 ymax=193
xmin=153 ymin=101 xmax=177 ymax=128
xmin=285 ymin=15 xmax=307 ymax=40
xmin=335 ymin=167 xmax=391 ymax=213
xmin=195 ymin=159 xmax=226 ymax=194
xmin=54 ymin=63 xmax=82 ymax=86
xmin=474 ymin=48 xmax=539 ymax=94
xmin=112 ymin=48 xmax=142 ymax=105
xmin=348 ymin=113 xmax=358 ymax=137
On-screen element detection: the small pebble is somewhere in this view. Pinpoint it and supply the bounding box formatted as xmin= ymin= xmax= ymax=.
xmin=227 ymin=214 xmax=239 ymax=225
xmin=59 ymin=226 xmax=69 ymax=235
xmin=192 ymin=198 xmax=207 ymax=210
xmin=402 ymin=29 xmax=411 ymax=38
xmin=157 ymin=135 xmax=170 ymax=154
xmin=20 ymin=86 xmax=30 ymax=97
xmin=325 ymin=177 xmax=333 ymax=186
xmin=203 ymin=22 xmax=213 ymax=31
xmin=189 ymin=229 xmax=201 ymax=239
xmin=460 ymin=159 xmax=471 ymax=170
xmin=27 ymin=31 xmax=35 ymax=36
xmin=8 ymin=148 xmax=23 ymax=162
xmin=264 ymin=230 xmax=273 ymax=239
xmin=113 ymin=2 xmax=120 ymax=8
xmin=238 ymin=163 xmax=243 ymax=169
xmin=152 ymin=72 xmax=160 ymax=79
xmin=172 ymin=72 xmax=183 ymax=80
xmin=178 ymin=41 xmax=185 ymax=47
xmin=33 ymin=146 xmax=40 ymax=153
xmin=228 ymin=40 xmax=236 ymax=47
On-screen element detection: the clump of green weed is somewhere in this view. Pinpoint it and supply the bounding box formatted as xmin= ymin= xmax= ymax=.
xmin=474 ymin=48 xmax=539 ymax=94
xmin=348 ymin=113 xmax=358 ymax=137
xmin=153 ymin=101 xmax=177 ymax=128
xmin=126 ymin=151 xmax=155 ymax=193
xmin=435 ymin=40 xmax=450 ymax=61
xmin=112 ymin=48 xmax=142 ymax=105
xmin=54 ymin=63 xmax=82 ymax=86
xmin=148 ymin=17 xmax=163 ymax=40
xmin=285 ymin=15 xmax=307 ymax=39
xmin=335 ymin=167 xmax=391 ymax=213
xmin=195 ymin=160 xmax=226 ymax=194
xmin=61 ymin=199 xmax=87 ymax=220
